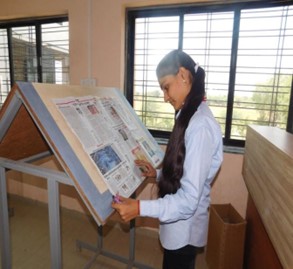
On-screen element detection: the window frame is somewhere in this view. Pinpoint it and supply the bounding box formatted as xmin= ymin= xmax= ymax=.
xmin=0 ymin=15 xmax=68 ymax=87
xmin=125 ymin=1 xmax=293 ymax=148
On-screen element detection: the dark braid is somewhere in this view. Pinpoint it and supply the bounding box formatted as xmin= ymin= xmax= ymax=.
xmin=157 ymin=50 xmax=206 ymax=198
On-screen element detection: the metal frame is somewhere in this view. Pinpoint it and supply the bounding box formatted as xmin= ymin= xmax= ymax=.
xmin=76 ymin=209 xmax=155 ymax=269
xmin=125 ymin=1 xmax=293 ymax=149
xmin=0 ymin=156 xmax=73 ymax=269
xmin=0 ymin=156 xmax=156 ymax=269
xmin=0 ymin=94 xmax=22 ymax=142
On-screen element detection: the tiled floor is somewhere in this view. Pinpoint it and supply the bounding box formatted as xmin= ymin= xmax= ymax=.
xmin=3 ymin=195 xmax=209 ymax=269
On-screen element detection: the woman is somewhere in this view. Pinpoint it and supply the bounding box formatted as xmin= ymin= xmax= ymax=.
xmin=112 ymin=49 xmax=223 ymax=269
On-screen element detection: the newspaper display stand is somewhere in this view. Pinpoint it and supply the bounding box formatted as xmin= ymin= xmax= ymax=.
xmin=0 ymin=82 xmax=164 ymax=269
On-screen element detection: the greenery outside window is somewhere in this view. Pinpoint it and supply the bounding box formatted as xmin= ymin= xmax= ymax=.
xmin=125 ymin=1 xmax=293 ymax=147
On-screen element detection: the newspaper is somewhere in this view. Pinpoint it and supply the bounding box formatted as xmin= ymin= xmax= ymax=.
xmin=53 ymin=95 xmax=163 ymax=197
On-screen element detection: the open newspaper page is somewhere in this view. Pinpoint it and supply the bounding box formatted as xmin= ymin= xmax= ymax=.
xmin=53 ymin=95 xmax=163 ymax=197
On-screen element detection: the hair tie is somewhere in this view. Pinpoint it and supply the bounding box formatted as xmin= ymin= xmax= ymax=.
xmin=194 ymin=63 xmax=199 ymax=74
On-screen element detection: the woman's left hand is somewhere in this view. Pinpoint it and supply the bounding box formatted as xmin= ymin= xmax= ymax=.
xmin=112 ymin=196 xmax=140 ymax=222
xmin=135 ymin=159 xmax=157 ymax=178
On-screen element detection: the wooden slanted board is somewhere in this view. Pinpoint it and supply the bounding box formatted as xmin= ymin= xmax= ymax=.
xmin=0 ymin=82 xmax=164 ymax=225
xmin=243 ymin=125 xmax=293 ymax=269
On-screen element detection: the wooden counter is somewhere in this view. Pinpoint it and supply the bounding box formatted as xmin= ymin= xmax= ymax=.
xmin=242 ymin=125 xmax=293 ymax=269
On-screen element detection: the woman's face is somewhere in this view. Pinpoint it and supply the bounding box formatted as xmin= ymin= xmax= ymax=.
xmin=158 ymin=67 xmax=191 ymax=111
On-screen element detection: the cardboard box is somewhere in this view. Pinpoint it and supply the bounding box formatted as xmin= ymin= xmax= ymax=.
xmin=205 ymin=204 xmax=247 ymax=269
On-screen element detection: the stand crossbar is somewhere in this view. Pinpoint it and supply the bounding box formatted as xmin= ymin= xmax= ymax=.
xmin=0 ymin=157 xmax=156 ymax=269
xmin=76 ymin=220 xmax=155 ymax=269
xmin=0 ymin=157 xmax=73 ymax=269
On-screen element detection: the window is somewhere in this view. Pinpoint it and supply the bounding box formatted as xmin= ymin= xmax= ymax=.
xmin=125 ymin=1 xmax=293 ymax=147
xmin=0 ymin=29 xmax=9 ymax=106
xmin=0 ymin=16 xmax=69 ymax=108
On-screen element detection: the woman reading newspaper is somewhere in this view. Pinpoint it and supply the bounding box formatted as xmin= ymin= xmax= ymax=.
xmin=112 ymin=49 xmax=223 ymax=269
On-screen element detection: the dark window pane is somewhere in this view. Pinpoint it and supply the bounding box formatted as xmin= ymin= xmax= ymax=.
xmin=12 ymin=26 xmax=38 ymax=82
xmin=0 ymin=29 xmax=10 ymax=108
xmin=41 ymin=21 xmax=69 ymax=84
xmin=0 ymin=17 xmax=69 ymax=107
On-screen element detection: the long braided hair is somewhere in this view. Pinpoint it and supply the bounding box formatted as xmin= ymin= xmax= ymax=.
xmin=156 ymin=50 xmax=206 ymax=198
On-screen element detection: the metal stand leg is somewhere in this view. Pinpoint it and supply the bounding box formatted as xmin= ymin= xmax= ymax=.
xmin=0 ymin=157 xmax=73 ymax=269
xmin=76 ymin=191 xmax=156 ymax=269
xmin=0 ymin=157 xmax=156 ymax=269
xmin=47 ymin=178 xmax=62 ymax=269
xmin=127 ymin=219 xmax=136 ymax=269
xmin=76 ymin=218 xmax=156 ymax=269
xmin=76 ymin=224 xmax=133 ymax=269
xmin=0 ymin=166 xmax=12 ymax=269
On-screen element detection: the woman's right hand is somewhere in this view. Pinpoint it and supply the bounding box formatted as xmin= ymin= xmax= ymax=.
xmin=112 ymin=196 xmax=140 ymax=222
xmin=135 ymin=159 xmax=157 ymax=178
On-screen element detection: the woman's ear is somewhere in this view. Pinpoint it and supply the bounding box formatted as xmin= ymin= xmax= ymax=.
xmin=178 ymin=67 xmax=190 ymax=84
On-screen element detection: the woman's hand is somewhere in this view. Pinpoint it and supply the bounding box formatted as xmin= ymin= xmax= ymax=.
xmin=112 ymin=196 xmax=140 ymax=222
xmin=135 ymin=160 xmax=157 ymax=178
